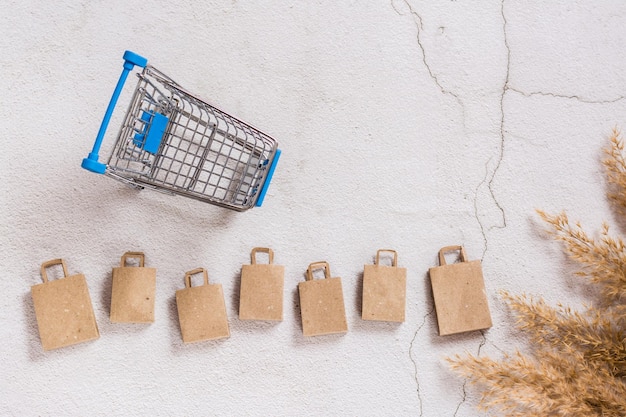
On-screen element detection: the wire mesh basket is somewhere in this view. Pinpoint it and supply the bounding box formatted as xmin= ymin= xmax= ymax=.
xmin=82 ymin=51 xmax=280 ymax=211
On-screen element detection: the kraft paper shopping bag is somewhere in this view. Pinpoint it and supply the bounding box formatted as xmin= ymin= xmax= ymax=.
xmin=31 ymin=259 xmax=100 ymax=350
xmin=362 ymin=249 xmax=406 ymax=322
xmin=176 ymin=268 xmax=230 ymax=343
xmin=429 ymin=246 xmax=492 ymax=336
xmin=298 ymin=261 xmax=347 ymax=337
xmin=239 ymin=247 xmax=284 ymax=321
xmin=110 ymin=252 xmax=156 ymax=323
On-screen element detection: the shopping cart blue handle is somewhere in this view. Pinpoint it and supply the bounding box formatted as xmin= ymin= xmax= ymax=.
xmin=81 ymin=51 xmax=148 ymax=174
xmin=255 ymin=149 xmax=281 ymax=207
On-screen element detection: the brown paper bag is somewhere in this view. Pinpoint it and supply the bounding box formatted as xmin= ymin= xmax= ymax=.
xmin=362 ymin=249 xmax=407 ymax=322
xmin=31 ymin=259 xmax=100 ymax=350
xmin=175 ymin=268 xmax=230 ymax=343
xmin=429 ymin=246 xmax=492 ymax=336
xmin=239 ymin=247 xmax=284 ymax=321
xmin=110 ymin=252 xmax=156 ymax=323
xmin=298 ymin=261 xmax=348 ymax=337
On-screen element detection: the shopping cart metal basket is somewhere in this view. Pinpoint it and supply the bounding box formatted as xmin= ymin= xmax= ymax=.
xmin=81 ymin=50 xmax=281 ymax=211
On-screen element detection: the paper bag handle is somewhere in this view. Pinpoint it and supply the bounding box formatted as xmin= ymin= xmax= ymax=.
xmin=121 ymin=252 xmax=145 ymax=267
xmin=250 ymin=247 xmax=274 ymax=265
xmin=40 ymin=259 xmax=69 ymax=283
xmin=306 ymin=261 xmax=331 ymax=281
xmin=184 ymin=268 xmax=210 ymax=288
xmin=375 ymin=249 xmax=398 ymax=267
xmin=438 ymin=246 xmax=468 ymax=266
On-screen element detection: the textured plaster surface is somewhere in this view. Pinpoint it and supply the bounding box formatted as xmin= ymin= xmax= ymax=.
xmin=2 ymin=1 xmax=626 ymax=416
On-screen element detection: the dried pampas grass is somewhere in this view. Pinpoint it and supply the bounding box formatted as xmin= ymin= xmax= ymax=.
xmin=448 ymin=129 xmax=626 ymax=416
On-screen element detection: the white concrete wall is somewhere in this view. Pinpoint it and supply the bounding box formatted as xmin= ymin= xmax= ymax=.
xmin=2 ymin=1 xmax=625 ymax=415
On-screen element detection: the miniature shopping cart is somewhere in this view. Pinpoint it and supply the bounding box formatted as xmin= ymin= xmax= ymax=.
xmin=82 ymin=51 xmax=281 ymax=211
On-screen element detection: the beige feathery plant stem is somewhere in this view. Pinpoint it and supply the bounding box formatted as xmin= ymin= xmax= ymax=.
xmin=605 ymin=128 xmax=626 ymax=214
xmin=501 ymin=291 xmax=626 ymax=377
xmin=448 ymin=130 xmax=626 ymax=416
xmin=536 ymin=210 xmax=626 ymax=305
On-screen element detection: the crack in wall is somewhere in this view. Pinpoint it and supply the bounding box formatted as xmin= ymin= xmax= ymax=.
xmin=392 ymin=1 xmax=507 ymax=414
xmin=453 ymin=381 xmax=468 ymax=417
xmin=473 ymin=0 xmax=510 ymax=262
xmin=391 ymin=0 xmax=468 ymax=133
xmin=451 ymin=330 xmax=488 ymax=416
xmin=409 ymin=305 xmax=434 ymax=417
xmin=392 ymin=0 xmax=505 ymax=261
xmin=474 ymin=157 xmax=494 ymax=261
xmin=454 ymin=3 xmax=510 ymax=414
xmin=393 ymin=1 xmax=509 ymax=414
xmin=508 ymin=87 xmax=626 ymax=104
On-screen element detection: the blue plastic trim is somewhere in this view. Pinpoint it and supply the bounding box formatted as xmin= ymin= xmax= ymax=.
xmin=81 ymin=156 xmax=107 ymax=174
xmin=133 ymin=111 xmax=168 ymax=153
xmin=143 ymin=112 xmax=168 ymax=154
xmin=255 ymin=149 xmax=281 ymax=207
xmin=133 ymin=110 xmax=152 ymax=147
xmin=82 ymin=50 xmax=148 ymax=174
xmin=123 ymin=50 xmax=148 ymax=68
